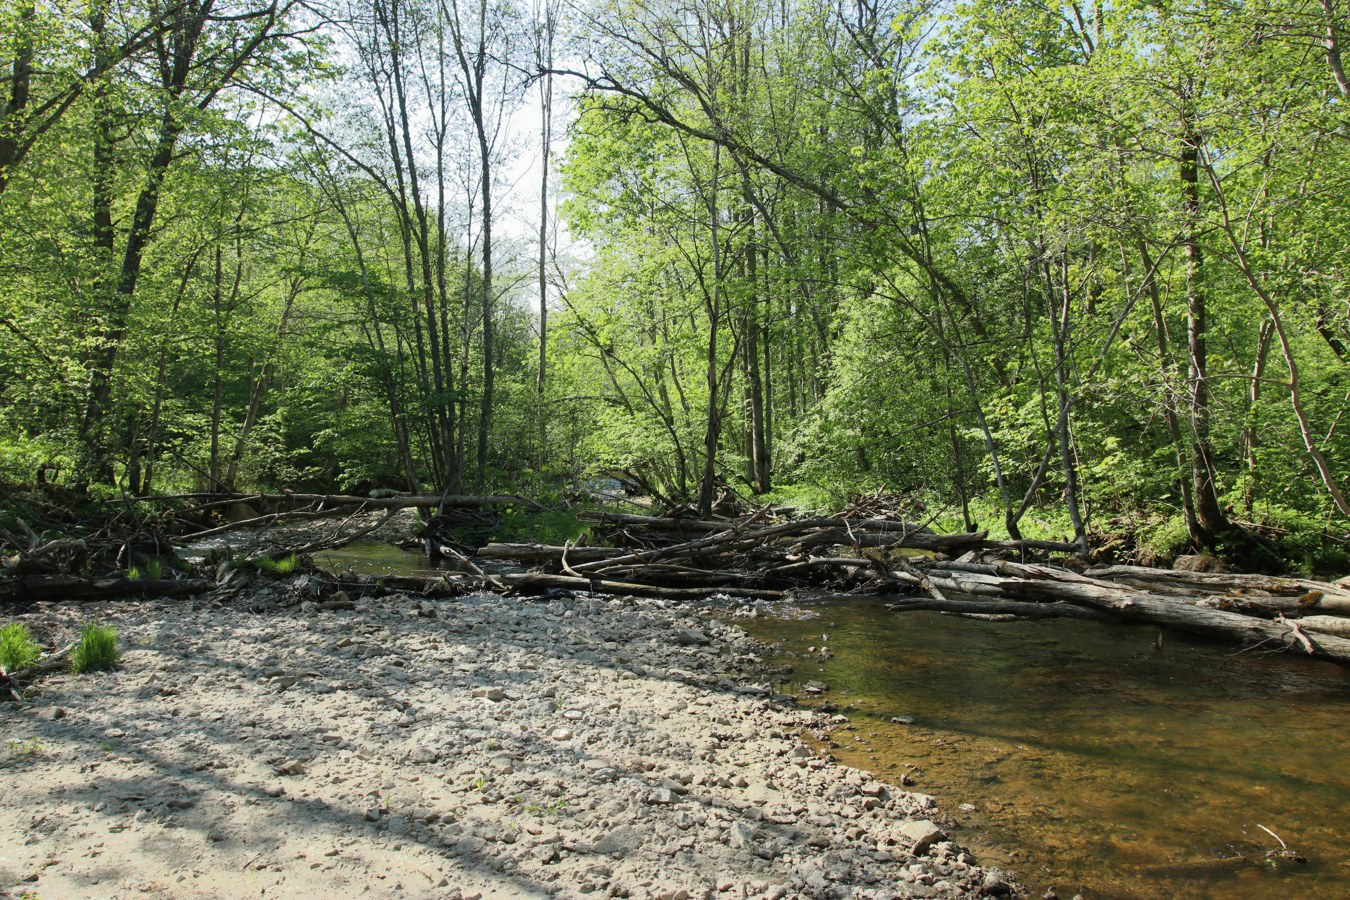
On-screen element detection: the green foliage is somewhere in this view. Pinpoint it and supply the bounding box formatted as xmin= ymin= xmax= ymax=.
xmin=70 ymin=624 xmax=119 ymax=674
xmin=1136 ymin=516 xmax=1194 ymax=567
xmin=489 ymin=508 xmax=591 ymax=546
xmin=1 ymin=0 xmax=1348 ymax=569
xmin=0 ymin=623 xmax=42 ymax=674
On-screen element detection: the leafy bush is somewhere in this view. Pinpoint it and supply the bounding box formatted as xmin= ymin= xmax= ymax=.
xmin=70 ymin=624 xmax=119 ymax=673
xmin=0 ymin=623 xmax=42 ymax=673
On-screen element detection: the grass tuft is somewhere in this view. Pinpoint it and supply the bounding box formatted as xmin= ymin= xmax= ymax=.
xmin=256 ymin=553 xmax=299 ymax=575
xmin=70 ymin=623 xmax=119 ymax=673
xmin=0 ymin=623 xmax=42 ymax=674
xmin=128 ymin=559 xmax=166 ymax=580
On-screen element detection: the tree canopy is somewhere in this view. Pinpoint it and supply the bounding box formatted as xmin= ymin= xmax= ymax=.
xmin=2 ymin=0 xmax=1348 ymax=565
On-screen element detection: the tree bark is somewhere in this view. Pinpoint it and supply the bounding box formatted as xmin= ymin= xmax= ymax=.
xmin=1180 ymin=107 xmax=1229 ymax=544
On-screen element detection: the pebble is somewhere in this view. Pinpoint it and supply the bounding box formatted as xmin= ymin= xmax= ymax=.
xmin=0 ymin=559 xmax=1013 ymax=899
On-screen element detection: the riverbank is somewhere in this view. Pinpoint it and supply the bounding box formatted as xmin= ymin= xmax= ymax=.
xmin=0 ymin=585 xmax=1015 ymax=898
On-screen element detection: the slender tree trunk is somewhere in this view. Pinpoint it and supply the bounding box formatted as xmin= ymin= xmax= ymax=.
xmin=1243 ymin=318 xmax=1274 ymax=515
xmin=1206 ymin=163 xmax=1350 ymax=516
xmin=944 ymin=381 xmax=972 ymax=532
xmin=698 ymin=144 xmax=724 ymax=517
xmin=1049 ymin=252 xmax=1088 ymax=555
xmin=380 ymin=0 xmax=451 ymax=483
xmin=477 ymin=128 xmax=494 ymax=490
xmin=1321 ymin=0 xmax=1350 ymax=98
xmin=210 ymin=243 xmax=225 ymax=490
xmin=537 ymin=2 xmax=555 ymax=398
xmin=0 ymin=1 xmax=35 ymax=199
xmin=744 ymin=215 xmax=769 ymax=493
xmin=1140 ymin=241 xmax=1200 ymax=537
xmin=1181 ymin=110 xmax=1229 ymax=544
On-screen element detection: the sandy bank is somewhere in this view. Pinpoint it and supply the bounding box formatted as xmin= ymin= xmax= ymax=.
xmin=1 ymin=585 xmax=1015 ymax=898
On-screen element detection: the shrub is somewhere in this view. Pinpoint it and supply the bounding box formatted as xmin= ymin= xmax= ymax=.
xmin=70 ymin=624 xmax=119 ymax=673
xmin=0 ymin=623 xmax=42 ymax=674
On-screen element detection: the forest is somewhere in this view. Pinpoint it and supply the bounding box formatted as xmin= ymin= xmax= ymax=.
xmin=1 ymin=0 xmax=1349 ymax=570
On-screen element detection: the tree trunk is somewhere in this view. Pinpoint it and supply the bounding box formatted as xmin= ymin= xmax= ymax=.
xmin=1242 ymin=318 xmax=1274 ymax=515
xmin=698 ymin=144 xmax=724 ymax=517
xmin=1181 ymin=109 xmax=1229 ymax=545
xmin=0 ymin=1 xmax=35 ymax=199
xmin=1320 ymin=0 xmax=1350 ymax=98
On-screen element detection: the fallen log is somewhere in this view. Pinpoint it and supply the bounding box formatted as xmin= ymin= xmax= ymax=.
xmin=576 ymin=510 xmax=739 ymax=533
xmin=1 ymin=575 xmax=214 ymax=602
xmin=1 ymin=639 xmax=78 ymax=700
xmin=176 ymin=493 xmax=544 ymax=542
xmin=885 ymin=597 xmax=1116 ymax=622
xmin=494 ymin=572 xmax=785 ymax=601
xmin=1069 ymin=589 xmax=1350 ymax=663
xmin=1087 ymin=564 xmax=1350 ymax=607
xmin=478 ymin=542 xmax=629 ymax=564
xmin=219 ymin=491 xmax=543 ymax=511
xmin=1290 ymin=615 xmax=1350 ymax=639
xmin=922 ymin=559 xmax=1350 ymax=664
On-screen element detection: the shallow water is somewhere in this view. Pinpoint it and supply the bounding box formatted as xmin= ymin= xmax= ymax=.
xmin=734 ymin=599 xmax=1350 ymax=899
xmin=311 ymin=541 xmax=437 ymax=577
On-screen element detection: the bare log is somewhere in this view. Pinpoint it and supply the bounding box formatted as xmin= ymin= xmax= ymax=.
xmin=478 ymin=543 xmax=629 ymax=564
xmin=286 ymin=508 xmax=401 ymax=556
xmin=576 ymin=510 xmax=737 ymax=533
xmin=270 ymin=492 xmax=543 ymax=511
xmin=1070 ymin=589 xmax=1350 ymax=663
xmin=1087 ymin=564 xmax=1345 ymax=598
xmin=885 ymin=596 xmax=1116 ymax=621
xmin=1 ymin=575 xmax=214 ymax=602
xmin=946 ymin=560 xmax=1350 ymax=663
xmin=1291 ymin=615 xmax=1350 ymax=639
xmin=494 ymin=572 xmax=785 ymax=601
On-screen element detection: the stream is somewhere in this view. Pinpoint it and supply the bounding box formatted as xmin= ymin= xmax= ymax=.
xmin=312 ymin=542 xmax=1350 ymax=898
xmin=734 ymin=598 xmax=1350 ymax=899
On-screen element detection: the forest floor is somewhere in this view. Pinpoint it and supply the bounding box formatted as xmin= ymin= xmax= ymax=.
xmin=0 ymin=521 xmax=1017 ymax=899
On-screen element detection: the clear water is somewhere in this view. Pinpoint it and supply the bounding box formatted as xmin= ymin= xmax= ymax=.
xmin=733 ymin=599 xmax=1350 ymax=899
xmin=311 ymin=541 xmax=440 ymax=577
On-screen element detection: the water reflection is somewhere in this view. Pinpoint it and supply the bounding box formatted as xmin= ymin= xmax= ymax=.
xmin=734 ymin=601 xmax=1350 ymax=899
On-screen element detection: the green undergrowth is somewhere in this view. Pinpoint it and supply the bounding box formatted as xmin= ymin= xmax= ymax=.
xmin=486 ymin=507 xmax=592 ymax=546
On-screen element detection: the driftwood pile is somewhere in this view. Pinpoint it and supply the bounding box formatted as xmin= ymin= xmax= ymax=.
xmin=464 ymin=509 xmax=1350 ymax=665
xmin=466 ymin=509 xmax=1071 ymax=599
xmin=7 ymin=488 xmax=1350 ymax=667
xmin=889 ymin=558 xmax=1350 ymax=665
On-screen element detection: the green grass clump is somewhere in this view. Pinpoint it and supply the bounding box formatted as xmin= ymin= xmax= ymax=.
xmin=256 ymin=553 xmax=299 ymax=575
xmin=70 ymin=623 xmax=119 ymax=674
xmin=128 ymin=558 xmax=166 ymax=580
xmin=0 ymin=623 xmax=42 ymax=674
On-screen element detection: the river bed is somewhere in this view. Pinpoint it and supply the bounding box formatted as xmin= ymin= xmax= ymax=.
xmin=310 ymin=541 xmax=1350 ymax=898
xmin=731 ymin=598 xmax=1350 ymax=899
